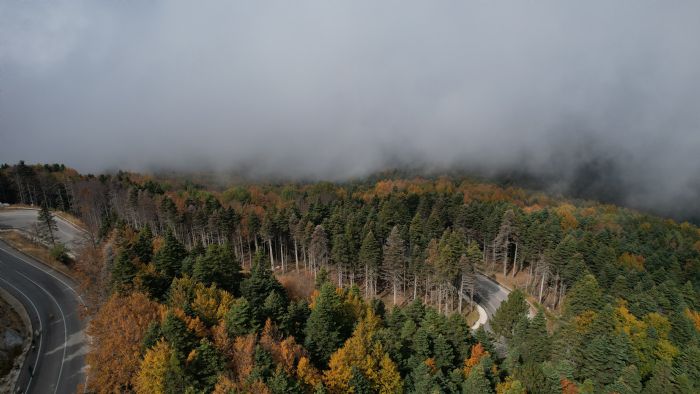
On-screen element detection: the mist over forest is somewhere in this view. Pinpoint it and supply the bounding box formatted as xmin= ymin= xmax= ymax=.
xmin=2 ymin=1 xmax=699 ymax=219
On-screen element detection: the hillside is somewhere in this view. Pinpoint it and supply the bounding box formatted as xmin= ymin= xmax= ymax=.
xmin=2 ymin=161 xmax=700 ymax=393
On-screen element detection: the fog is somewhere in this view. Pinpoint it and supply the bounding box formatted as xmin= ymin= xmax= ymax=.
xmin=1 ymin=1 xmax=699 ymax=220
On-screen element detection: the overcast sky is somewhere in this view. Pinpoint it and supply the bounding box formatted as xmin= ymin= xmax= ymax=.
xmin=1 ymin=1 xmax=700 ymax=219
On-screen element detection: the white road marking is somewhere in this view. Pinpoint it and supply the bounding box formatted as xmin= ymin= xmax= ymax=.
xmin=16 ymin=271 xmax=68 ymax=394
xmin=0 ymin=246 xmax=86 ymax=306
xmin=0 ymin=274 xmax=44 ymax=394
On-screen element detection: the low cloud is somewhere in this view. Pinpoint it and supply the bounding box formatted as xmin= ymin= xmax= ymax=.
xmin=1 ymin=1 xmax=699 ymax=219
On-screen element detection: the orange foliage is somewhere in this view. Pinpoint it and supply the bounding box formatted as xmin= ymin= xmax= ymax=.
xmin=309 ymin=289 xmax=320 ymax=309
xmin=425 ymin=357 xmax=437 ymax=373
xmin=463 ymin=343 xmax=488 ymax=376
xmin=259 ymin=319 xmax=306 ymax=374
xmin=211 ymin=321 xmax=232 ymax=359
xmin=213 ymin=374 xmax=238 ymax=394
xmin=556 ymin=204 xmax=579 ymax=231
xmin=86 ymin=292 xmax=160 ymax=392
xmin=685 ymin=309 xmax=700 ymax=331
xmin=297 ymin=356 xmax=322 ymax=388
xmin=618 ymin=252 xmax=645 ymax=272
xmin=231 ymin=334 xmax=257 ymax=384
xmin=152 ymin=235 xmax=165 ymax=253
xmin=171 ymin=307 xmax=208 ymax=337
xmin=435 ymin=177 xmax=455 ymax=194
xmin=561 ymin=378 xmax=578 ymax=394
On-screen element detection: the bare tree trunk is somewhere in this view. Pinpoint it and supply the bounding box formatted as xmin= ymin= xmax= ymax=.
xmin=364 ymin=264 xmax=368 ymax=297
xmin=503 ymin=241 xmax=508 ymax=276
xmin=491 ymin=240 xmax=496 ymax=271
xmin=539 ymin=272 xmax=546 ymax=304
xmin=294 ymin=239 xmax=299 ymax=272
xmin=459 ymin=276 xmax=464 ymax=313
xmin=512 ymin=242 xmax=518 ymax=278
xmin=268 ymin=238 xmax=274 ymax=270
xmin=413 ymin=275 xmax=418 ymax=300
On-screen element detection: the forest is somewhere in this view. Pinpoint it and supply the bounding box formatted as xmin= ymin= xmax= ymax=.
xmin=1 ymin=161 xmax=700 ymax=393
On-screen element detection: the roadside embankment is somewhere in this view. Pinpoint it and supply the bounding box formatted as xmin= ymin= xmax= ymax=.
xmin=0 ymin=286 xmax=32 ymax=392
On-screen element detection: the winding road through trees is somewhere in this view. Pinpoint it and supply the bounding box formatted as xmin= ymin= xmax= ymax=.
xmin=0 ymin=209 xmax=87 ymax=394
xmin=0 ymin=207 xmax=512 ymax=392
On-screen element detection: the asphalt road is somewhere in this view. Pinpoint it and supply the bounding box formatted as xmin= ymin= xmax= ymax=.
xmin=474 ymin=273 xmax=510 ymax=319
xmin=0 ymin=209 xmax=85 ymax=250
xmin=0 ymin=209 xmax=87 ymax=393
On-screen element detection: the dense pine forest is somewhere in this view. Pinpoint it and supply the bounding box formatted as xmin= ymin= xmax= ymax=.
xmin=2 ymin=161 xmax=700 ymax=393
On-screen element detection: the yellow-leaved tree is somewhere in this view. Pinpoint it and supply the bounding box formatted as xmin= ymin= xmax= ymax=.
xmin=135 ymin=340 xmax=172 ymax=394
xmin=323 ymin=308 xmax=402 ymax=393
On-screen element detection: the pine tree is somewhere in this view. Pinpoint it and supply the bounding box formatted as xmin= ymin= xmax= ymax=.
xmin=459 ymin=242 xmax=480 ymax=312
xmin=409 ymin=362 xmax=439 ymax=394
xmin=462 ymin=362 xmax=494 ymax=394
xmin=161 ymin=312 xmax=198 ymax=359
xmin=310 ymin=225 xmax=328 ymax=276
xmin=523 ymin=310 xmax=550 ymax=363
xmin=304 ymin=283 xmax=345 ymax=367
xmin=491 ymin=289 xmax=528 ymax=341
xmin=240 ymin=251 xmax=288 ymax=324
xmin=133 ymin=224 xmax=154 ymax=263
xmin=605 ymin=365 xmax=642 ymax=394
xmin=642 ymin=361 xmax=674 ymax=394
xmin=348 ymin=366 xmax=373 ymax=394
xmin=360 ymin=230 xmax=382 ymax=298
xmin=111 ymin=250 xmax=137 ymax=292
xmin=37 ymin=202 xmax=57 ymax=246
xmin=383 ymin=226 xmax=406 ymax=305
xmin=193 ymin=244 xmax=241 ymax=294
xmin=433 ymin=334 xmax=454 ymax=373
xmin=154 ymin=229 xmax=187 ymax=278
xmin=187 ymin=339 xmax=225 ymax=392
xmin=331 ymin=232 xmax=352 ymax=287
xmin=225 ymin=298 xmax=256 ymax=337
xmin=563 ymin=274 xmax=603 ymax=318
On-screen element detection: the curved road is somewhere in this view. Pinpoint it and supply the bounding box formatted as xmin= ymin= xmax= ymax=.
xmin=0 ymin=209 xmax=87 ymax=394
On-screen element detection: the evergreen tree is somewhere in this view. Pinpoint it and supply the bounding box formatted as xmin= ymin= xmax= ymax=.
xmin=409 ymin=361 xmax=439 ymax=393
xmin=433 ymin=333 xmax=454 ymax=372
xmin=605 ymin=365 xmax=642 ymax=394
xmin=133 ymin=224 xmax=154 ymax=263
xmin=154 ymin=229 xmax=187 ymax=278
xmin=462 ymin=362 xmax=494 ymax=394
xmin=348 ymin=366 xmax=373 ymax=394
xmin=240 ymin=251 xmax=288 ymax=324
xmin=110 ymin=250 xmax=137 ymax=292
xmin=563 ymin=274 xmax=604 ymax=318
xmin=304 ymin=283 xmax=346 ymax=367
xmin=491 ymin=289 xmax=529 ymax=341
xmin=36 ymin=202 xmax=57 ymax=246
xmin=193 ymin=244 xmax=241 ymax=294
xmin=187 ymin=339 xmax=225 ymax=392
xmin=383 ymin=226 xmax=406 ymax=305
xmin=225 ymin=298 xmax=256 ymax=337
xmin=523 ymin=310 xmax=550 ymax=363
xmin=359 ymin=230 xmax=382 ymax=298
xmin=161 ymin=311 xmax=198 ymax=359
xmin=642 ymin=361 xmax=674 ymax=394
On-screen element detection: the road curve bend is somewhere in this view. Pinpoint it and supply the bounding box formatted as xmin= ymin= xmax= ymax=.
xmin=0 ymin=209 xmax=87 ymax=393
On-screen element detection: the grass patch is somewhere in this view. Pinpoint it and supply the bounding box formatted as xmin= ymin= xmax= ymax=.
xmin=464 ymin=306 xmax=480 ymax=327
xmin=276 ymin=270 xmax=316 ymax=300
